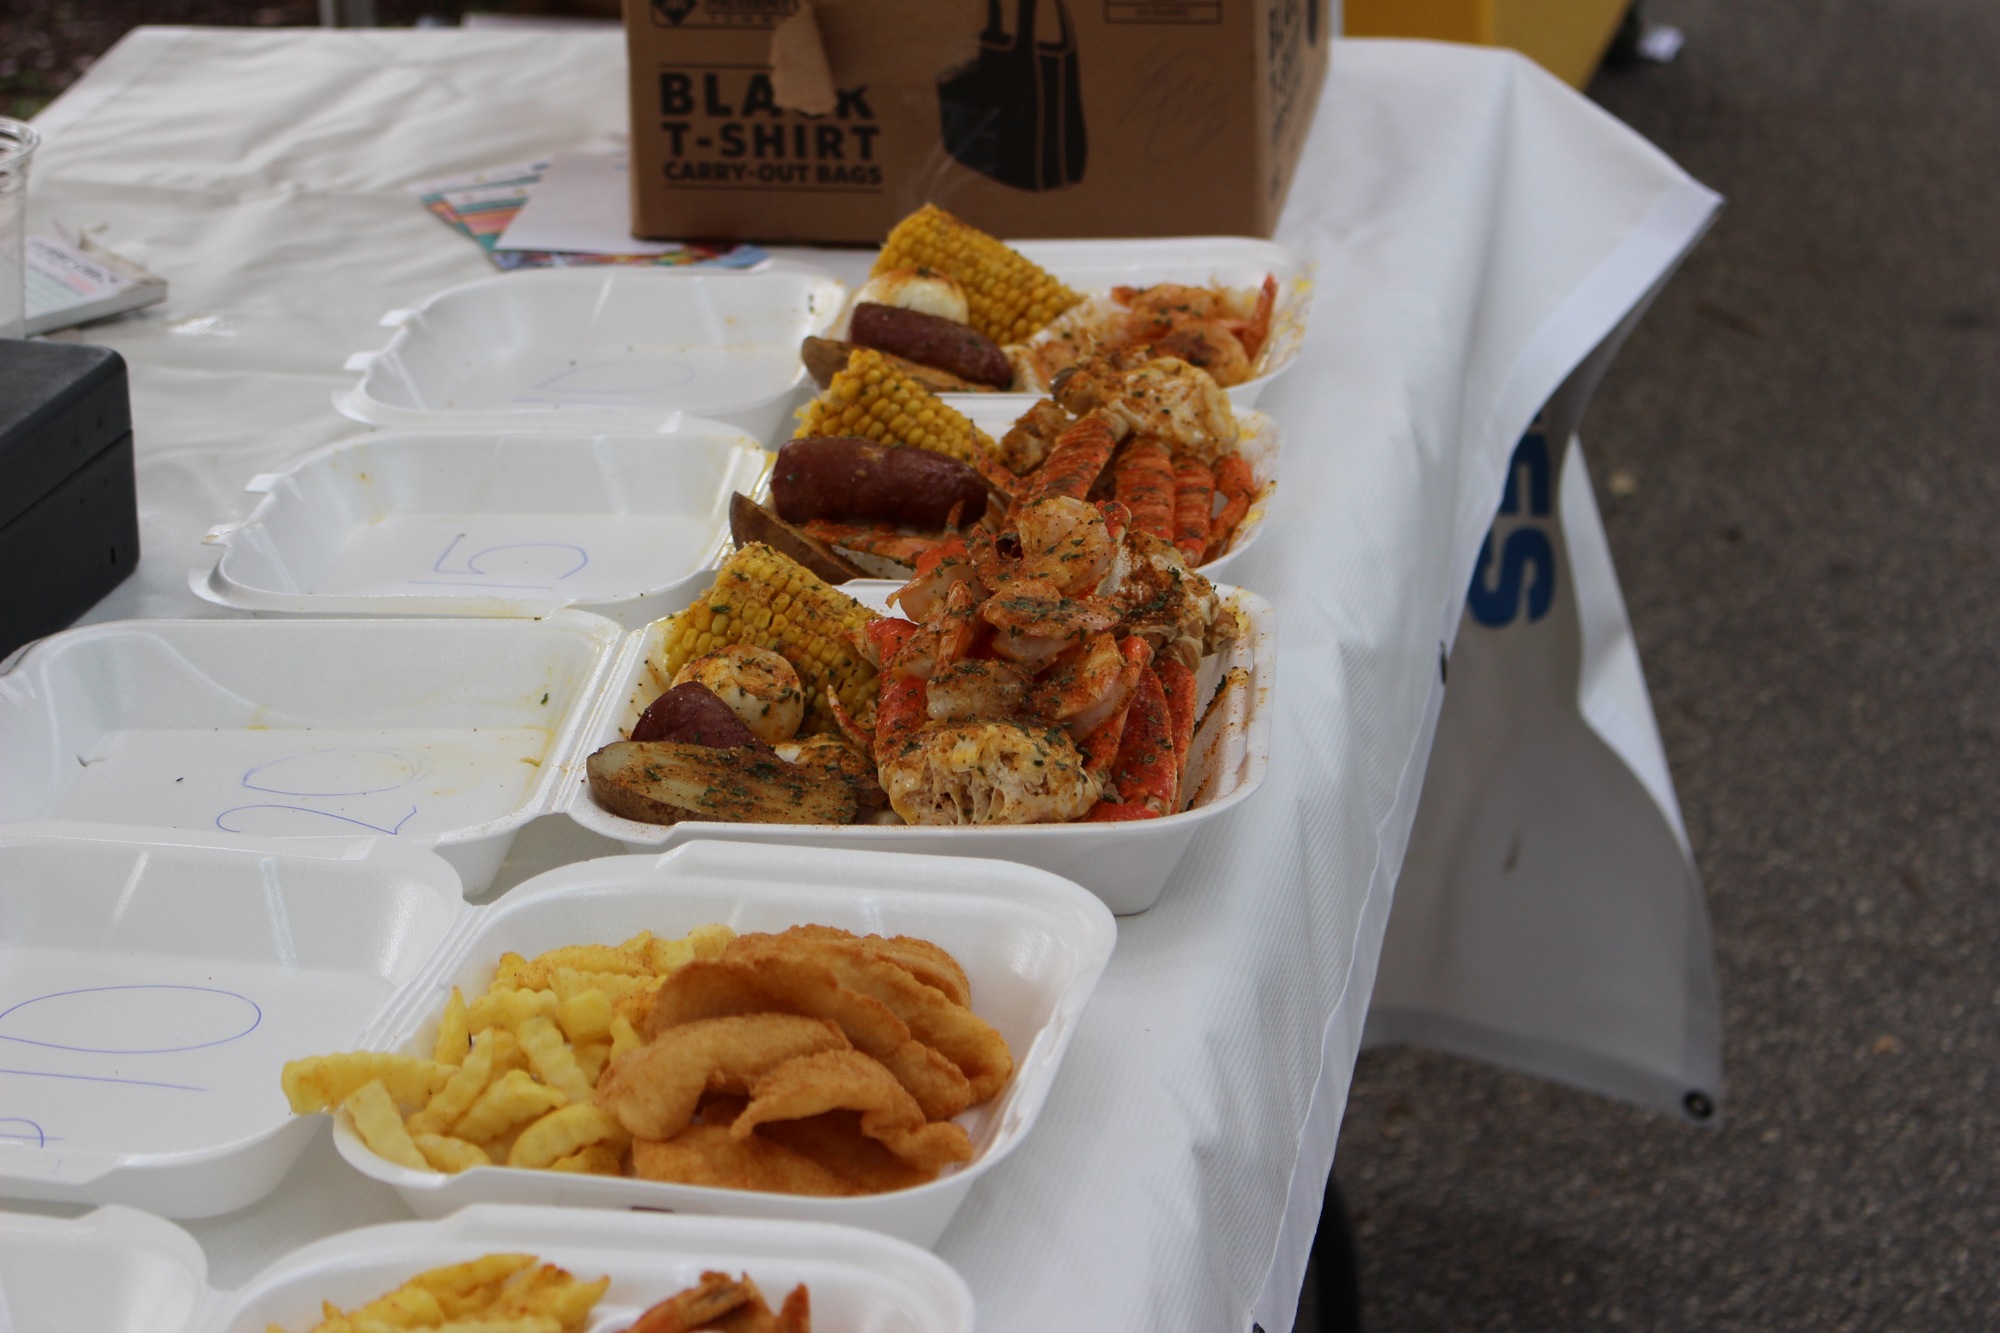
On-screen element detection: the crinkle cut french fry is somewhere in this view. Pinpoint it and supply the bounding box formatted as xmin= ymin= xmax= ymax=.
xmin=516 ymin=1016 xmax=596 ymax=1104
xmin=453 ymin=1069 xmax=567 ymax=1146
xmin=458 ymin=1304 xmax=568 ymax=1328
xmin=467 ymin=987 xmax=558 ymax=1033
xmin=554 ymin=989 xmax=614 ymax=1045
xmin=645 ymin=936 xmax=698 ymax=976
xmin=488 ymin=1028 xmax=529 ymax=1080
xmin=637 ymin=923 xmax=734 ymax=978
xmin=347 ymin=1279 xmax=444 ymax=1326
xmin=432 ymin=986 xmax=470 ymax=1065
xmin=408 ymin=1029 xmax=498 ymax=1136
xmin=343 ymin=1079 xmax=430 ymax=1172
xmin=513 ymin=943 xmax=650 ymax=990
xmin=507 ymin=1103 xmax=626 ymax=1170
xmin=489 ymin=952 xmax=531 ymax=992
xmin=521 ymin=1271 xmax=612 ymax=1326
xmin=686 ymin=922 xmax=737 ymax=961
xmin=476 ymin=1263 xmax=610 ymax=1328
xmin=412 ymin=1133 xmax=491 ymax=1173
xmin=283 ymin=1052 xmax=453 ymax=1114
xmin=550 ymin=967 xmax=651 ymax=1005
xmin=415 ymin=1254 xmax=538 ymax=1314
xmin=573 ymin=1040 xmax=610 ymax=1087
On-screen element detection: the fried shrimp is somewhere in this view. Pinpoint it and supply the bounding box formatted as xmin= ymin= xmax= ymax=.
xmin=732 ymin=1050 xmax=975 ymax=1172
xmin=644 ymin=957 xmax=973 ymax=1121
xmin=595 ymin=1013 xmax=850 ymax=1141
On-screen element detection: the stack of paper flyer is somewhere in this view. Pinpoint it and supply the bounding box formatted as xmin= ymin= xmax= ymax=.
xmin=24 ymin=234 xmax=167 ymax=336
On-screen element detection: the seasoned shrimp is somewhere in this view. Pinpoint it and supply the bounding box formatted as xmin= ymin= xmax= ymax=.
xmin=1030 ymin=631 xmax=1150 ymax=740
xmin=925 ymin=658 xmax=1032 ymax=725
xmin=980 ymin=578 xmax=1123 ymax=669
xmin=1052 ymin=352 xmax=1238 ymax=464
xmin=889 ymin=536 xmax=977 ymax=623
xmin=1146 ymin=320 xmax=1252 ymax=386
xmin=1010 ymin=279 xmax=1276 ymax=390
xmin=1112 ymin=283 xmax=1230 ymax=336
xmin=673 ymin=645 xmax=806 ymax=744
xmin=1013 ymin=496 xmax=1119 ymax=594
xmin=892 ymin=579 xmax=983 ymax=680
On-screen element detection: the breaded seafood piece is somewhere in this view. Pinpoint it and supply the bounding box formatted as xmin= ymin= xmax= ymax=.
xmin=630 ymin=1269 xmax=757 ymax=1331
xmin=644 ymin=958 xmax=972 ymax=1121
xmin=620 ymin=1269 xmax=810 ymax=1333
xmin=757 ymin=1110 xmax=937 ymax=1194
xmin=632 ymin=1124 xmax=855 ymax=1197
xmin=733 ymin=1050 xmax=975 ymax=1173
xmin=595 ymin=1014 xmax=849 ymax=1140
xmin=701 ymin=1093 xmax=931 ymax=1194
xmin=728 ymin=933 xmax=1012 ymax=1102
xmin=760 ymin=924 xmax=972 ymax=1007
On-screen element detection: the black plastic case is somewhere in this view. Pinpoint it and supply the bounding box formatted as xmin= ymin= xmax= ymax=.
xmin=0 ymin=339 xmax=140 ymax=660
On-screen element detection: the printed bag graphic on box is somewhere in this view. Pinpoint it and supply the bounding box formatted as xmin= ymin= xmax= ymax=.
xmin=939 ymin=0 xmax=1087 ymax=192
xmin=652 ymin=0 xmax=796 ymax=28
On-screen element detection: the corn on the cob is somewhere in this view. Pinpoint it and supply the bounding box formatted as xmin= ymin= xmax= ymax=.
xmin=873 ymin=204 xmax=1079 ymax=344
xmin=653 ymin=543 xmax=880 ymax=730
xmin=795 ymin=348 xmax=997 ymax=467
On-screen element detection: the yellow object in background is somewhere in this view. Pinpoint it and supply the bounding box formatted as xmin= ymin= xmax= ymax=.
xmin=1345 ymin=0 xmax=1634 ymax=87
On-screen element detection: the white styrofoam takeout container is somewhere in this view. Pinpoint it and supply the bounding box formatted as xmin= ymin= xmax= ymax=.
xmin=0 ymin=1203 xmax=975 ymax=1332
xmin=0 ymin=583 xmax=1273 ymax=910
xmin=189 ymin=422 xmax=769 ymax=624
xmin=567 ymin=582 xmax=1275 ymax=915
xmin=0 ymin=825 xmax=464 ymax=1218
xmin=955 ymin=399 xmax=1281 ymax=585
xmin=335 ymin=264 xmax=846 ymax=441
xmin=0 ymin=832 xmax=1112 ymax=1237
xmin=872 ymin=235 xmax=1311 ymax=411
xmin=329 ymin=839 xmax=1115 ymax=1247
xmin=748 ymin=406 xmax=1276 ymax=583
xmin=0 ymin=612 xmax=627 ymax=895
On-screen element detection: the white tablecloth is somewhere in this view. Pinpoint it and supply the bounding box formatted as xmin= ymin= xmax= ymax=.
xmin=20 ymin=29 xmax=1717 ymax=1331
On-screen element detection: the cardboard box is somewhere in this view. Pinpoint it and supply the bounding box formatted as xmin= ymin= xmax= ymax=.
xmin=624 ymin=0 xmax=1332 ymax=243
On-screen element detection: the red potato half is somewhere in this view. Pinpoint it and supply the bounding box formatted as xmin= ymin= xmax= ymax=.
xmin=630 ymin=682 xmax=774 ymax=751
xmin=586 ymin=741 xmax=857 ymax=827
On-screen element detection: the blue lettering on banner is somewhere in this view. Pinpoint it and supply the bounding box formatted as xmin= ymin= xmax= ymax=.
xmin=1467 ymin=429 xmax=1556 ymax=627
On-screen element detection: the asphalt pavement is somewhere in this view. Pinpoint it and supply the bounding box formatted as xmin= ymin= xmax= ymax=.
xmin=1319 ymin=3 xmax=1999 ymax=1329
